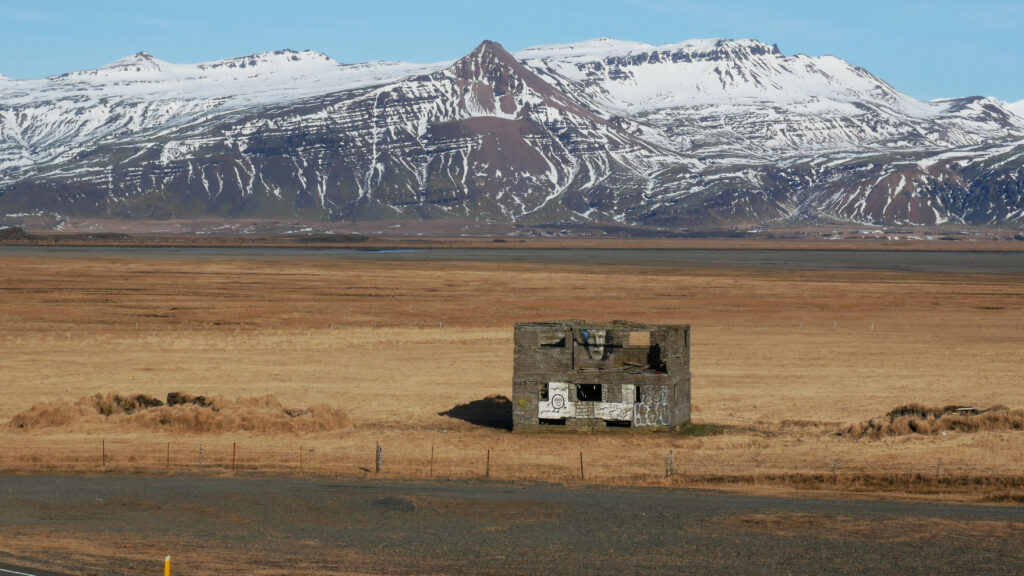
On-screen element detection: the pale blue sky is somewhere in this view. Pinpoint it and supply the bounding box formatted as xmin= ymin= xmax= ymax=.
xmin=2 ymin=0 xmax=1022 ymax=101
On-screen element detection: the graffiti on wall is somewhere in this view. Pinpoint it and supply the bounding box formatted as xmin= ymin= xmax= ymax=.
xmin=537 ymin=382 xmax=635 ymax=423
xmin=597 ymin=383 xmax=634 ymax=422
xmin=538 ymin=382 xmax=575 ymax=419
xmin=580 ymin=329 xmax=607 ymax=359
xmin=634 ymin=385 xmax=670 ymax=427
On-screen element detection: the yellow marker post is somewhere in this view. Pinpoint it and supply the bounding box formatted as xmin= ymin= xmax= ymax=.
xmin=164 ymin=555 xmax=171 ymax=576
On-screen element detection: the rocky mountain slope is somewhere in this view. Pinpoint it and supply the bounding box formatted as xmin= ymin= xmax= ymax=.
xmin=1 ymin=39 xmax=1022 ymax=230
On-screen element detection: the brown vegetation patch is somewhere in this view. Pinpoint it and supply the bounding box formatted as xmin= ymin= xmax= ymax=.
xmin=684 ymin=473 xmax=1024 ymax=495
xmin=8 ymin=393 xmax=350 ymax=434
xmin=721 ymin=513 xmax=1024 ymax=542
xmin=1 ymin=254 xmax=1023 ymax=497
xmin=984 ymin=492 xmax=1024 ymax=504
xmin=843 ymin=404 xmax=1024 ymax=439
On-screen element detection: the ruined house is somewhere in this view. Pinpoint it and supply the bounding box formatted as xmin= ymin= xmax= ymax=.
xmin=512 ymin=320 xmax=690 ymax=431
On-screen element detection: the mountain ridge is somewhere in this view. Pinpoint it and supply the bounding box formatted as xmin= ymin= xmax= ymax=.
xmin=5 ymin=38 xmax=1022 ymax=107
xmin=1 ymin=38 xmax=1022 ymax=231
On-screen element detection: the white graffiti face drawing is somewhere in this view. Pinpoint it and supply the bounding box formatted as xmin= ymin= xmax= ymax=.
xmin=551 ymin=394 xmax=566 ymax=411
xmin=538 ymin=382 xmax=576 ymax=420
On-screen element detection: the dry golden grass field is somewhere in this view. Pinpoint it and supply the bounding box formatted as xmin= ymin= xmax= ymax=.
xmin=1 ymin=248 xmax=1023 ymax=500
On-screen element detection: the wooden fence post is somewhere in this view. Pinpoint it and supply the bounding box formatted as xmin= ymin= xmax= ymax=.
xmin=486 ymin=449 xmax=490 ymax=479
xmin=429 ymin=445 xmax=434 ymax=478
xmin=375 ymin=444 xmax=382 ymax=473
xmin=579 ymin=452 xmax=584 ymax=480
xmin=232 ymin=442 xmax=236 ymax=473
xmin=166 ymin=442 xmax=170 ymax=470
xmin=102 ymin=439 xmax=105 ymax=468
xmin=299 ymin=445 xmax=303 ymax=474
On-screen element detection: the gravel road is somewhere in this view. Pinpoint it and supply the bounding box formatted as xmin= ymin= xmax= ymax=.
xmin=0 ymin=476 xmax=1021 ymax=575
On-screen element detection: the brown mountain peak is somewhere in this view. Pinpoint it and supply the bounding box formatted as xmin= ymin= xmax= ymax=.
xmin=443 ymin=39 xmax=602 ymax=123
xmin=473 ymin=40 xmax=513 ymax=58
xmin=449 ymin=39 xmax=525 ymax=78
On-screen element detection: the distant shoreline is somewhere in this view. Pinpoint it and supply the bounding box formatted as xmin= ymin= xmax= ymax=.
xmin=2 ymin=226 xmax=1024 ymax=253
xmin=4 ymin=244 xmax=1024 ymax=275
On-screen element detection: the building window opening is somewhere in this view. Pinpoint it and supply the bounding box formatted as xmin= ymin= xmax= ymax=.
xmin=540 ymin=333 xmax=566 ymax=347
xmin=577 ymin=384 xmax=602 ymax=402
xmin=647 ymin=344 xmax=665 ymax=372
xmin=539 ymin=385 xmax=549 ymax=401
xmin=539 ymin=418 xmax=567 ymax=426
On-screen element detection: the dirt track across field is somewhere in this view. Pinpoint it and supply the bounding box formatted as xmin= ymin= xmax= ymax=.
xmin=0 ymin=476 xmax=1021 ymax=576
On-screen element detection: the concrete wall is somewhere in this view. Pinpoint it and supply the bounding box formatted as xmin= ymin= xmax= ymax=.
xmin=512 ymin=320 xmax=690 ymax=432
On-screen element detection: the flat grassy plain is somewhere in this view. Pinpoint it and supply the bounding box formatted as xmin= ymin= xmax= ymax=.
xmin=1 ymin=248 xmax=1022 ymax=500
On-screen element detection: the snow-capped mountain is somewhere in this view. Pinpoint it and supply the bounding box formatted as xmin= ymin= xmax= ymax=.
xmin=0 ymin=49 xmax=445 ymax=174
xmin=518 ymin=38 xmax=1023 ymax=157
xmin=1 ymin=39 xmax=1023 ymax=229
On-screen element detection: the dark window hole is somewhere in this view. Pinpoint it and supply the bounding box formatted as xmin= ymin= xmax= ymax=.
xmin=577 ymin=384 xmax=602 ymax=402
xmin=539 ymin=418 xmax=567 ymax=426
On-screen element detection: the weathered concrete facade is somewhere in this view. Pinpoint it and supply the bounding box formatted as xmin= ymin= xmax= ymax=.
xmin=512 ymin=320 xmax=690 ymax=431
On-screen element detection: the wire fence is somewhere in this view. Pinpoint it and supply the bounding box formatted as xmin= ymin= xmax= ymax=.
xmin=2 ymin=438 xmax=1021 ymax=490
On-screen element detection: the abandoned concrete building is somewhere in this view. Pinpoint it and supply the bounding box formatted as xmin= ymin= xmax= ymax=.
xmin=512 ymin=320 xmax=690 ymax=431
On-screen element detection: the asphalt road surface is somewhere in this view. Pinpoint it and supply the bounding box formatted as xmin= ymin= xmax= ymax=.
xmin=0 ymin=476 xmax=1021 ymax=575
xmin=0 ymin=566 xmax=69 ymax=576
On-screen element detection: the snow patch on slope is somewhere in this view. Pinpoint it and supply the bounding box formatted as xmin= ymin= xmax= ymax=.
xmin=3 ymin=50 xmax=450 ymax=108
xmin=0 ymin=50 xmax=451 ymax=171
xmin=518 ymin=37 xmax=926 ymax=115
xmin=515 ymin=38 xmax=666 ymax=60
xmin=3 ymin=38 xmax=1024 ymax=229
xmin=516 ymin=38 xmax=1024 ymax=159
xmin=95 ymin=51 xmax=169 ymax=76
xmin=516 ymin=37 xmax=774 ymax=62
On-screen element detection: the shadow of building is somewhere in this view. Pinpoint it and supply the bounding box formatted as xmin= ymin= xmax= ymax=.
xmin=439 ymin=395 xmax=513 ymax=431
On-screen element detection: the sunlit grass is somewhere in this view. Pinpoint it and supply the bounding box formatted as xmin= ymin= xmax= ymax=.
xmin=0 ymin=254 xmax=1022 ymax=497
